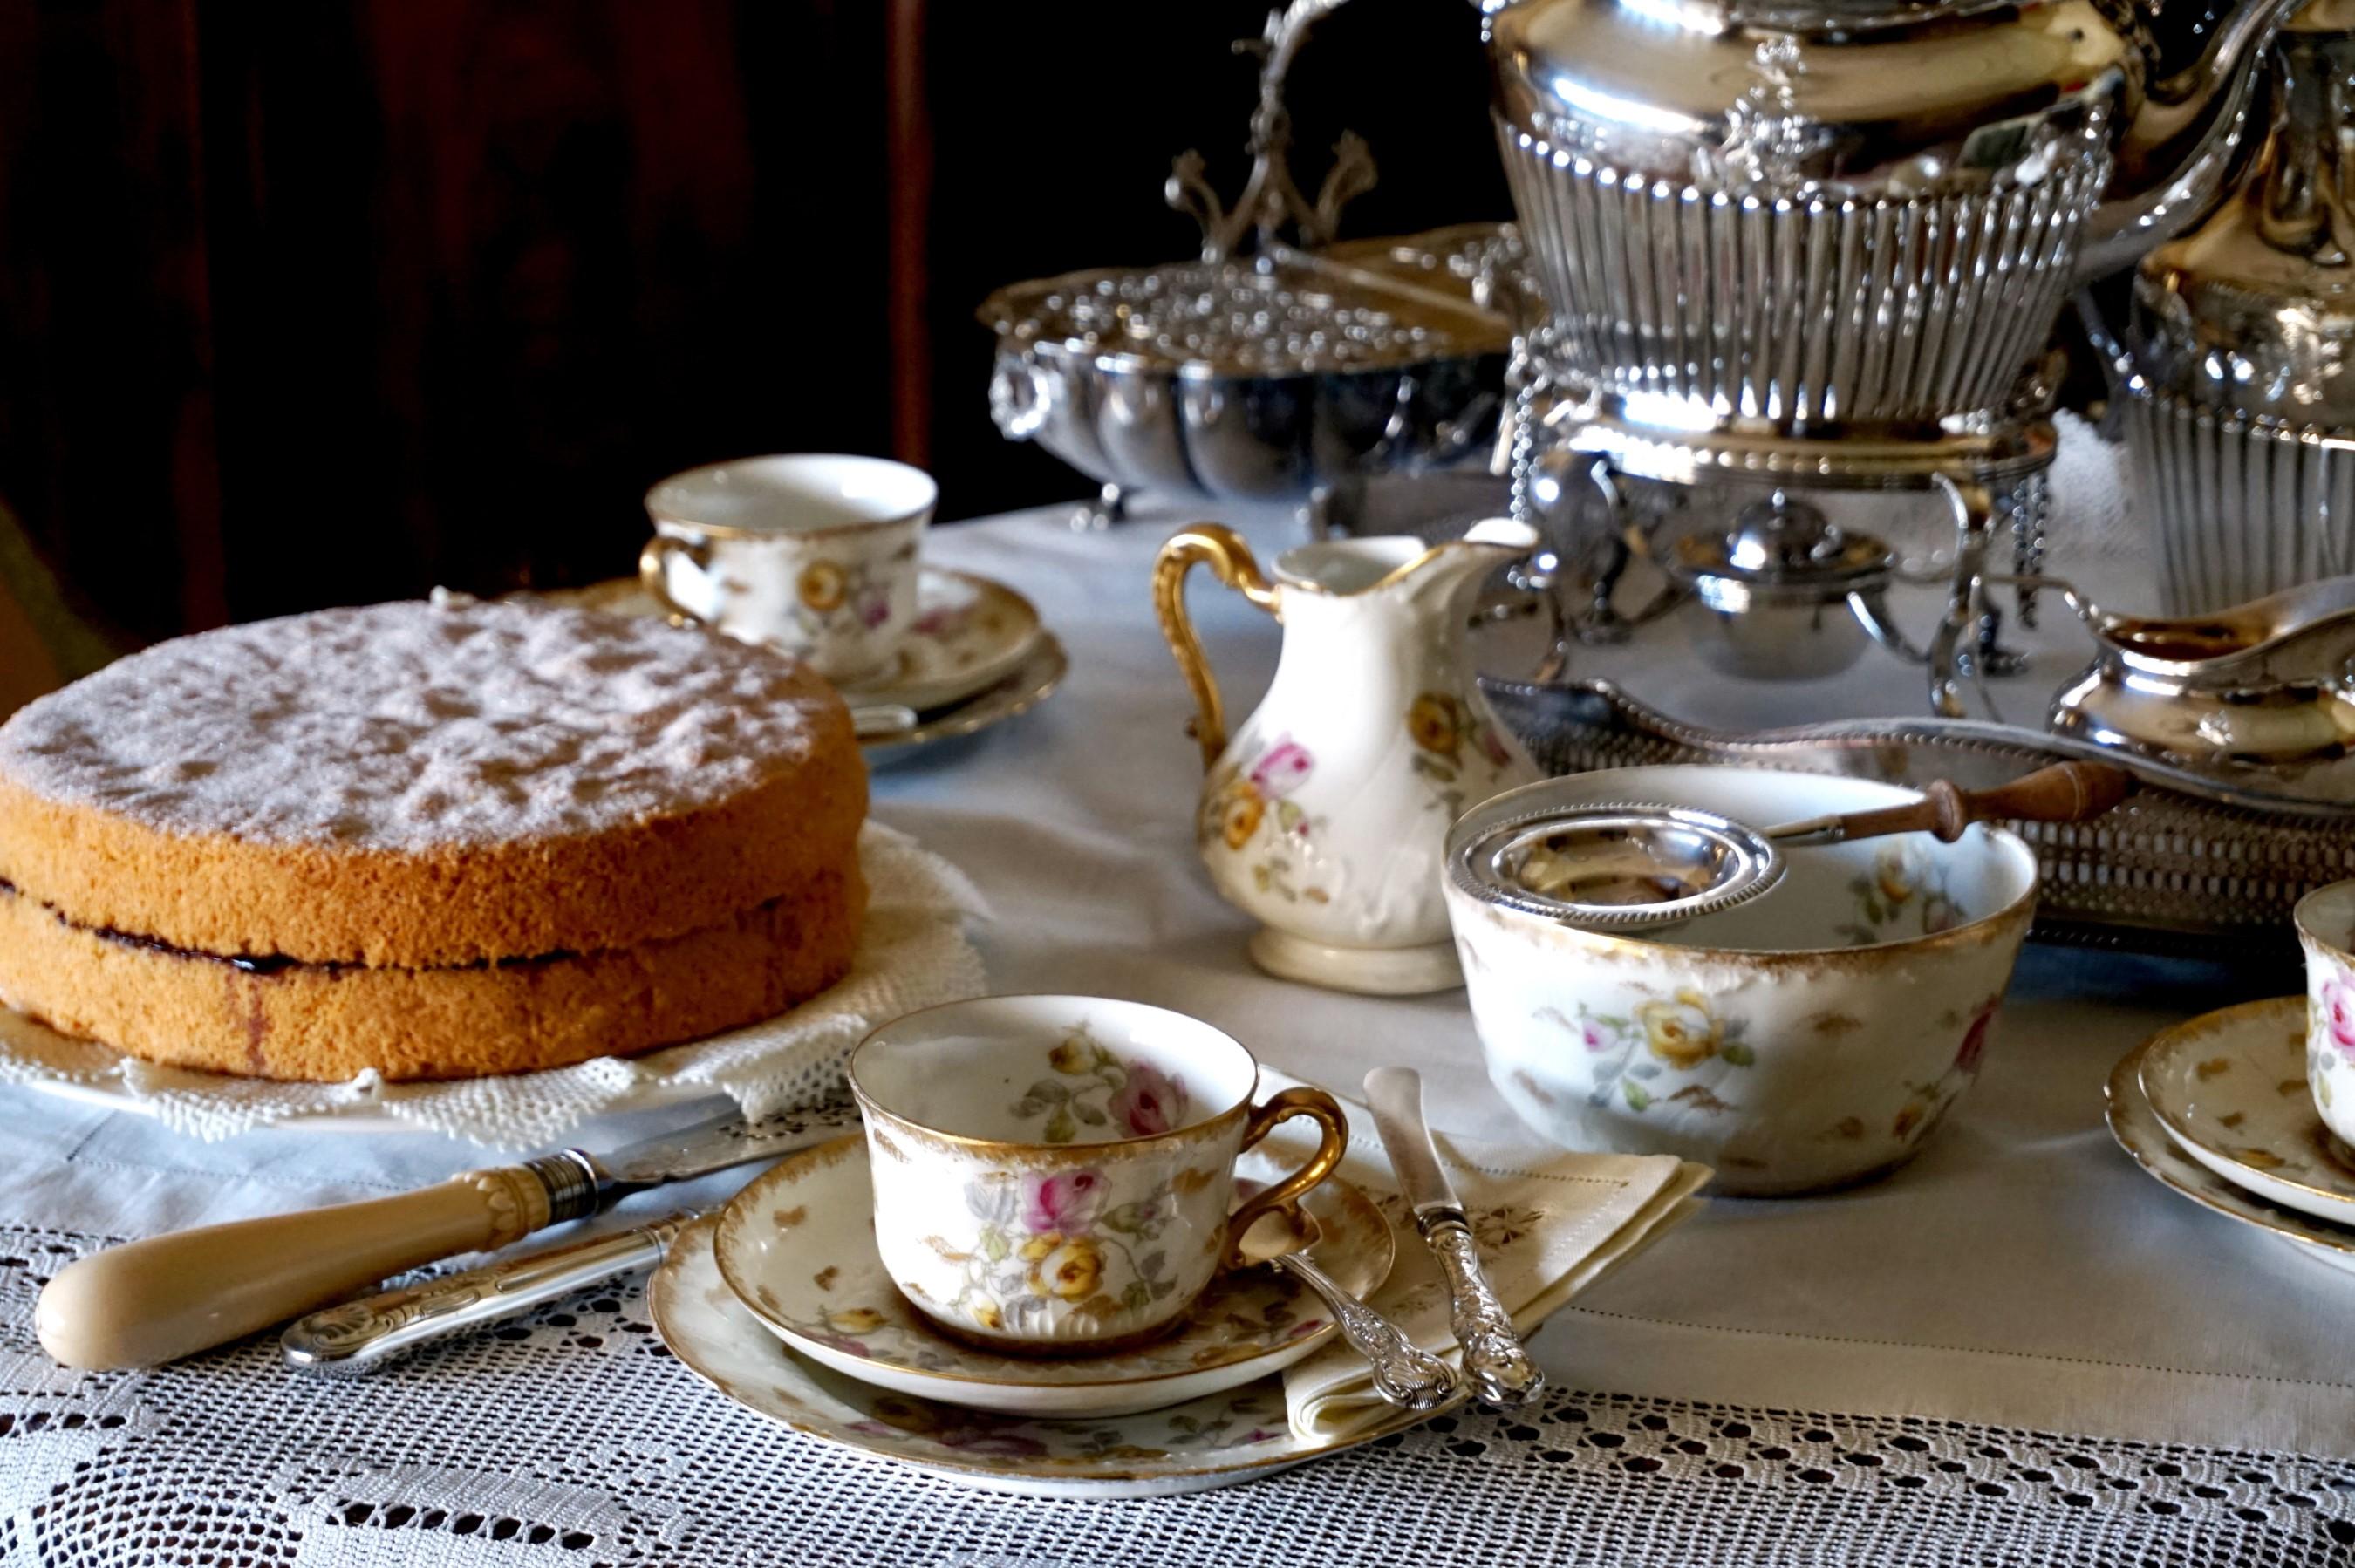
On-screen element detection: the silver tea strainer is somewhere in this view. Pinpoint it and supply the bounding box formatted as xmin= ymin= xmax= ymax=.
xmin=1456 ymin=763 xmax=2133 ymax=932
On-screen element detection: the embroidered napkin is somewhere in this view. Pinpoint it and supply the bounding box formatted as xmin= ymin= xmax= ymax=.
xmin=1252 ymin=1070 xmax=1710 ymax=1442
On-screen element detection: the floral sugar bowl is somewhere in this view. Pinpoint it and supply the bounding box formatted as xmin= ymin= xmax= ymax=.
xmin=1154 ymin=520 xmax=1541 ymax=994
xmin=1444 ymin=766 xmax=2042 ymax=1195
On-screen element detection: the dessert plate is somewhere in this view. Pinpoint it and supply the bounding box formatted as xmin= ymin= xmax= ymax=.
xmin=2106 ymin=1027 xmax=2355 ymax=1280
xmin=713 ymin=1135 xmax=1393 ymax=1418
xmin=652 ymin=1213 xmax=1459 ymax=1498
xmin=538 ymin=568 xmax=1041 ymax=715
xmin=2137 ymin=996 xmax=2355 ymax=1227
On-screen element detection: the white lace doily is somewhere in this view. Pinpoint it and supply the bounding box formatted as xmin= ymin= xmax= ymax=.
xmin=0 ymin=824 xmax=987 ymax=1148
xmin=3 ymin=1218 xmax=2349 ymax=1566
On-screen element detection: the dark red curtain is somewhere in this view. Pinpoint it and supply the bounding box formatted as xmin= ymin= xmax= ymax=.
xmin=0 ymin=0 xmax=1501 ymax=647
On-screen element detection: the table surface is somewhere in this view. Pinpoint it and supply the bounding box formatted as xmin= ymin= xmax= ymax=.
xmin=4 ymin=485 xmax=2354 ymax=1567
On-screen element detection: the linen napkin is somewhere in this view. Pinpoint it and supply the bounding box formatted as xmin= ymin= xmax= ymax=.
xmin=1252 ymin=1069 xmax=1710 ymax=1442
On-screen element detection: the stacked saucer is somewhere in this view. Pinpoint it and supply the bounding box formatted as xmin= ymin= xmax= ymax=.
xmin=699 ymin=1135 xmax=1392 ymax=1419
xmin=2106 ymin=999 xmax=2355 ymax=1277
xmin=534 ymin=568 xmax=1065 ymax=756
xmin=647 ymin=1134 xmax=1430 ymax=1496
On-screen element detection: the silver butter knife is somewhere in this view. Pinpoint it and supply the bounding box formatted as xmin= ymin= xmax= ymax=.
xmin=36 ymin=1104 xmax=832 ymax=1371
xmin=1362 ymin=1067 xmax=1546 ymax=1408
xmin=283 ymin=1214 xmax=696 ymax=1374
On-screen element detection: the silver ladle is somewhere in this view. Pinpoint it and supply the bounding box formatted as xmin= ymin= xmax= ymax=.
xmin=1469 ymin=761 xmax=2134 ymax=932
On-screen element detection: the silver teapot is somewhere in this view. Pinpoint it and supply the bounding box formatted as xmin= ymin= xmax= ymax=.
xmin=1482 ymin=0 xmax=2305 ymax=442
xmin=2092 ymin=0 xmax=2355 ymax=613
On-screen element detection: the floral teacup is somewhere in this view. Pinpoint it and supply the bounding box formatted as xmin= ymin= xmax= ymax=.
xmin=846 ymin=995 xmax=1347 ymax=1352
xmin=641 ymin=453 xmax=935 ymax=685
xmin=2295 ymin=882 xmax=2355 ymax=1153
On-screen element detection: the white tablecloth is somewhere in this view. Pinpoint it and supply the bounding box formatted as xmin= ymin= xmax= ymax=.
xmin=5 ymin=470 xmax=2353 ymax=1566
xmin=876 ymin=488 xmax=2353 ymax=1462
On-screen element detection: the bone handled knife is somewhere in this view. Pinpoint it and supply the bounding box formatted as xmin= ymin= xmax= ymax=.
xmin=1362 ymin=1067 xmax=1546 ymax=1408
xmin=36 ymin=1105 xmax=824 ymax=1370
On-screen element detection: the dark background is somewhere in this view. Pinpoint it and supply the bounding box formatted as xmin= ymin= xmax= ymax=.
xmin=0 ymin=0 xmax=1508 ymax=652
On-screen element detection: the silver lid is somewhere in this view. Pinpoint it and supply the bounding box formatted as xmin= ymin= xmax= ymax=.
xmin=1667 ymin=494 xmax=1894 ymax=593
xmin=1485 ymin=0 xmax=2128 ymax=198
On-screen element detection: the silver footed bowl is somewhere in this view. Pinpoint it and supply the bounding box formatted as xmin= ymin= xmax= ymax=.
xmin=979 ymin=224 xmax=1527 ymax=516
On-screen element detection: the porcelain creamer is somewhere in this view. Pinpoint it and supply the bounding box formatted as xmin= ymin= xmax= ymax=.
xmin=1154 ymin=521 xmax=1541 ymax=994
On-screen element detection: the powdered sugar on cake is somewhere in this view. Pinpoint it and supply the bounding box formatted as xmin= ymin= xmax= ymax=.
xmin=0 ymin=598 xmax=833 ymax=849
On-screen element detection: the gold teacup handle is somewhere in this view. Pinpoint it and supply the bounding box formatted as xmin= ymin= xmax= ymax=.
xmin=1151 ymin=524 xmax=1279 ymax=770
xmin=1225 ymin=1086 xmax=1348 ymax=1268
xmin=638 ymin=534 xmax=713 ymax=624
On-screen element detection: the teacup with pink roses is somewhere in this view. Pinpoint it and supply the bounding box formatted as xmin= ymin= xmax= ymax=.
xmin=2295 ymin=883 xmax=2355 ymax=1150
xmin=849 ymin=995 xmax=1347 ymax=1352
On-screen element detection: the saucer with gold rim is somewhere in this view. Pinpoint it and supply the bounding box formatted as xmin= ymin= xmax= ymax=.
xmin=2107 ymin=1020 xmax=2355 ymax=1278
xmin=713 ymin=1134 xmax=1394 ymax=1418
xmin=653 ymin=1213 xmax=1457 ymax=1498
xmin=535 ymin=567 xmax=1041 ymax=714
xmin=2136 ymin=996 xmax=2355 ymax=1229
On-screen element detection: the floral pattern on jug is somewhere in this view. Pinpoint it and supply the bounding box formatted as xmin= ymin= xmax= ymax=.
xmin=1198 ymin=732 xmax=1334 ymax=908
xmin=1405 ymin=691 xmax=1519 ymax=821
xmin=1154 ymin=519 xmax=1541 ymax=994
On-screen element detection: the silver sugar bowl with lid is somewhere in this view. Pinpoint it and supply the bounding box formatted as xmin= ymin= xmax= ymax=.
xmin=1663 ymin=491 xmax=1903 ymax=680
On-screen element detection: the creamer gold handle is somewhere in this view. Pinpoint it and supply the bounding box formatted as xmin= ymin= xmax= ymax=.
xmin=1151 ymin=524 xmax=1279 ymax=770
xmin=1225 ymin=1086 xmax=1348 ymax=1269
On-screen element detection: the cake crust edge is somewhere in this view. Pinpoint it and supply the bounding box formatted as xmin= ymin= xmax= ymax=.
xmin=0 ymin=699 xmax=868 ymax=967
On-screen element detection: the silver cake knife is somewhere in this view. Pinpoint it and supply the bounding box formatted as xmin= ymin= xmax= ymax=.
xmin=1363 ymin=1067 xmax=1546 ymax=1408
xmin=36 ymin=1104 xmax=834 ymax=1371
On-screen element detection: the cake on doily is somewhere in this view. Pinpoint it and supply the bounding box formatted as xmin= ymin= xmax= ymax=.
xmin=0 ymin=596 xmax=868 ymax=1081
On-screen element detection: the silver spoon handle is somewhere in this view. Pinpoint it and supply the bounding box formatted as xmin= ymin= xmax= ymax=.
xmin=1274 ymin=1253 xmax=1457 ymax=1411
xmin=1423 ymin=1216 xmax=1546 ymax=1407
xmin=281 ymin=1215 xmax=693 ymax=1375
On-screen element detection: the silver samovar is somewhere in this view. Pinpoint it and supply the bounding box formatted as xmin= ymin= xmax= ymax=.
xmin=1478 ymin=0 xmax=2309 ymax=712
xmin=2090 ymin=0 xmax=2355 ymax=614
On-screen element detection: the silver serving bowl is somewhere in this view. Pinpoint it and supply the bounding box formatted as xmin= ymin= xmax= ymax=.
xmin=979 ymin=224 xmax=1526 ymax=524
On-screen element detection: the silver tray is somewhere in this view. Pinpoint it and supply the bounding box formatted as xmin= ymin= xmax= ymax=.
xmin=1482 ymin=678 xmax=2355 ymax=967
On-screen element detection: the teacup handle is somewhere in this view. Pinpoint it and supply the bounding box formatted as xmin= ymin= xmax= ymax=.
xmin=1225 ymin=1086 xmax=1348 ymax=1267
xmin=1151 ymin=524 xmax=1279 ymax=771
xmin=638 ymin=534 xmax=713 ymax=623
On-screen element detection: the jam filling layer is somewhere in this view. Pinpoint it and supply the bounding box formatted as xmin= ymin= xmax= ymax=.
xmin=0 ymin=876 xmax=592 ymax=977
